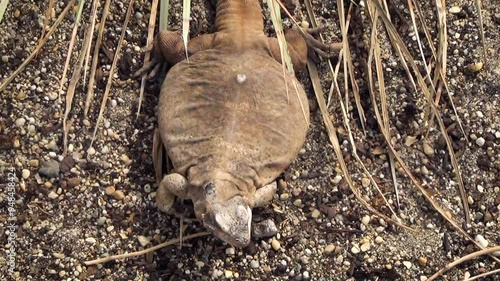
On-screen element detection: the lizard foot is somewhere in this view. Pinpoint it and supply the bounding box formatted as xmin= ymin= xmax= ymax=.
xmin=132 ymin=31 xmax=186 ymax=78
xmin=254 ymin=181 xmax=277 ymax=208
xmin=299 ymin=25 xmax=342 ymax=58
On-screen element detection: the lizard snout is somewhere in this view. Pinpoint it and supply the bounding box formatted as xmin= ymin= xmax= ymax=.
xmin=200 ymin=195 xmax=252 ymax=247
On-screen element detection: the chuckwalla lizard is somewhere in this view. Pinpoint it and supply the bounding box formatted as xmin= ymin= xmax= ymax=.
xmin=140 ymin=0 xmax=338 ymax=247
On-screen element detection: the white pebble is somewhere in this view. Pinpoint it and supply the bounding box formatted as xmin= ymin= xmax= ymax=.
xmin=351 ymin=244 xmax=361 ymax=254
xmin=138 ymin=236 xmax=151 ymax=247
xmin=249 ymin=260 xmax=259 ymax=269
xmin=225 ymin=247 xmax=235 ymax=255
xmin=475 ymin=234 xmax=488 ymax=248
xmin=332 ymin=175 xmax=342 ymax=184
xmin=87 ymin=147 xmax=96 ymax=155
xmin=85 ymin=237 xmax=97 ymax=244
xmin=403 ymin=261 xmax=413 ymax=269
xmin=48 ymin=191 xmax=58 ymax=199
xmin=477 ymin=185 xmax=484 ymax=193
xmin=475 ymin=137 xmax=485 ymax=147
xmin=224 ymin=270 xmax=233 ymax=278
xmin=22 ymin=169 xmax=30 ymax=179
xmin=15 ymin=118 xmax=26 ymax=127
xmin=361 ymin=215 xmax=370 ymax=226
xmin=476 ymin=111 xmax=484 ymax=118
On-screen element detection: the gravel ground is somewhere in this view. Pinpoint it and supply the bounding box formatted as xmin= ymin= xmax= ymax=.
xmin=0 ymin=0 xmax=499 ymax=280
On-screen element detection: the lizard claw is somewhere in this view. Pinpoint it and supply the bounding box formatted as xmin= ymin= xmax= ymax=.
xmin=299 ymin=26 xmax=342 ymax=58
xmin=132 ymin=56 xmax=165 ymax=78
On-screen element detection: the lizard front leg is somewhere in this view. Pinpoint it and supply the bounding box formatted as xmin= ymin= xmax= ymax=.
xmin=156 ymin=172 xmax=190 ymax=213
xmin=269 ymin=27 xmax=342 ymax=72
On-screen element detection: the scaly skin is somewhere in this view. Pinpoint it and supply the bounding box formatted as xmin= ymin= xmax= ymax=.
xmin=145 ymin=0 xmax=337 ymax=247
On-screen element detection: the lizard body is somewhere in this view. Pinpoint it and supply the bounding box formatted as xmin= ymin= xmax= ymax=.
xmin=144 ymin=0 xmax=337 ymax=247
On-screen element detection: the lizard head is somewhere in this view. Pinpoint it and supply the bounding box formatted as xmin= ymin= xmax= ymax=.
xmin=193 ymin=181 xmax=252 ymax=248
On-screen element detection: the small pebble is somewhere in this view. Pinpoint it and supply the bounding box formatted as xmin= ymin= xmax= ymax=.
xmin=375 ymin=236 xmax=384 ymax=244
xmin=324 ymin=244 xmax=336 ymax=254
xmin=403 ymin=261 xmax=413 ymax=269
xmin=332 ymin=175 xmax=342 ymax=184
xmin=97 ymin=217 xmax=107 ymax=225
xmin=475 ymin=137 xmax=485 ymax=147
xmin=48 ymin=191 xmax=58 ymax=199
xmin=449 ymin=6 xmax=462 ymax=14
xmin=224 ymin=270 xmax=233 ymax=278
xmin=138 ymin=236 xmax=151 ymax=247
xmin=361 ymin=178 xmax=370 ymax=187
xmin=293 ymin=199 xmax=302 ymax=207
xmin=423 ymin=142 xmax=434 ymax=155
xmin=311 ymin=209 xmax=321 ymax=219
xmin=465 ymin=62 xmax=483 ymax=73
xmin=85 ymin=237 xmax=97 ymax=244
xmin=252 ymin=219 xmax=278 ymax=238
xmin=87 ymin=147 xmax=96 ymax=155
xmin=225 ymin=247 xmax=235 ymax=255
xmin=15 ymin=118 xmax=26 ymax=127
xmin=280 ymin=193 xmax=290 ymax=201
xmin=360 ymin=242 xmax=371 ymax=252
xmin=271 ymin=238 xmax=281 ymax=250
xmin=22 ymin=169 xmax=30 ymax=179
xmin=418 ymin=257 xmax=427 ymax=266
xmin=475 ymin=234 xmax=488 ymax=248
xmin=112 ymin=190 xmax=125 ymax=200
xmin=351 ymin=244 xmax=360 ymax=254
xmin=361 ymin=215 xmax=370 ymax=226
xmin=29 ymin=159 xmax=39 ymax=167
xmin=249 ymin=260 xmax=259 ymax=269
xmin=105 ymin=186 xmax=116 ymax=195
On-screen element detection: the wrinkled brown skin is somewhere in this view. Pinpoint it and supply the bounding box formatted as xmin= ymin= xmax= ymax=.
xmin=156 ymin=0 xmax=311 ymax=247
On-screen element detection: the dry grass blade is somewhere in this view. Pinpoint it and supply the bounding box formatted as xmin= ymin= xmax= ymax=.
xmin=474 ymin=0 xmax=486 ymax=64
xmin=305 ymin=0 xmax=401 ymax=223
xmin=160 ymin=0 xmax=170 ymax=31
xmin=267 ymin=0 xmax=308 ymax=124
xmin=84 ymin=231 xmax=210 ymax=265
xmin=336 ymin=0 xmax=365 ymax=133
xmin=267 ymin=0 xmax=294 ymax=73
xmin=432 ymin=0 xmax=447 ymax=107
xmin=466 ymin=268 xmax=500 ymax=281
xmin=308 ymin=59 xmax=411 ymax=231
xmin=410 ymin=0 xmax=467 ymax=141
xmin=84 ymin=0 xmax=112 ymax=117
xmin=0 ymin=0 xmax=76 ymax=91
xmin=82 ymin=0 xmax=99 ymax=85
xmin=90 ymin=0 xmax=135 ymax=147
xmin=38 ymin=0 xmax=55 ymax=44
xmin=426 ymin=246 xmax=500 ymax=281
xmin=366 ymin=7 xmax=401 ymax=209
xmin=182 ymin=0 xmax=191 ymax=62
xmin=137 ymin=0 xmax=160 ymax=118
xmin=57 ymin=0 xmax=86 ymax=100
xmin=0 ymin=0 xmax=9 ymax=24
xmin=63 ymin=25 xmax=93 ymax=156
xmin=372 ymin=0 xmax=471 ymax=225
